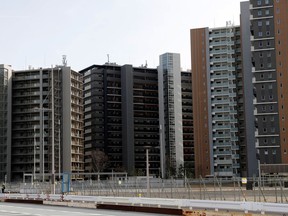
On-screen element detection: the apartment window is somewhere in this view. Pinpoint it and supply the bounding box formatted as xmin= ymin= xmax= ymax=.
xmin=265 ymin=9 xmax=270 ymax=15
xmin=272 ymin=150 xmax=276 ymax=155
xmin=271 ymin=116 xmax=274 ymax=121
xmin=260 ymin=63 xmax=264 ymax=68
xmin=262 ymin=106 xmax=266 ymax=111
xmin=268 ymin=84 xmax=272 ymax=89
xmin=272 ymin=138 xmax=276 ymax=143
xmin=263 ymin=117 xmax=266 ymax=122
xmin=259 ymin=41 xmax=263 ymax=47
xmin=269 ymin=95 xmax=273 ymax=100
xmin=260 ymin=74 xmax=264 ymax=78
xmin=257 ymin=0 xmax=262 ymax=5
xmin=258 ymin=21 xmax=262 ymax=27
xmin=267 ymin=63 xmax=272 ymax=68
xmin=266 ymin=31 xmax=270 ymax=36
xmin=265 ymin=0 xmax=269 ymax=4
xmin=259 ymin=32 xmax=263 ymax=37
xmin=276 ymin=8 xmax=280 ymax=14
xmin=258 ymin=10 xmax=262 ymax=16
xmin=268 ymin=73 xmax=272 ymax=78
xmin=263 ymin=128 xmax=267 ymax=132
xmin=261 ymin=84 xmax=265 ymax=89
xmin=264 ymin=140 xmax=268 ymax=145
xmin=270 ymin=105 xmax=273 ymax=111
xmin=267 ymin=41 xmax=270 ymax=46
xmin=266 ymin=20 xmax=270 ymax=25
xmin=259 ymin=52 xmax=263 ymax=57
xmin=261 ymin=95 xmax=265 ymax=100
xmin=267 ymin=52 xmax=271 ymax=57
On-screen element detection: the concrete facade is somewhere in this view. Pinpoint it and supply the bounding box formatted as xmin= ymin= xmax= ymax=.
xmin=10 ymin=66 xmax=83 ymax=182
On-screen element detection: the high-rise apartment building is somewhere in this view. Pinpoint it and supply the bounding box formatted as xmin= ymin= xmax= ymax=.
xmin=158 ymin=53 xmax=184 ymax=177
xmin=250 ymin=0 xmax=288 ymax=170
xmin=181 ymin=70 xmax=194 ymax=177
xmin=11 ymin=66 xmax=84 ymax=181
xmin=0 ymin=65 xmax=12 ymax=182
xmin=80 ymin=64 xmax=160 ymax=176
xmin=191 ymin=25 xmax=245 ymax=178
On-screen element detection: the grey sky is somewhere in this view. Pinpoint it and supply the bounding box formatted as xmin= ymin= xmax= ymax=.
xmin=0 ymin=0 xmax=243 ymax=71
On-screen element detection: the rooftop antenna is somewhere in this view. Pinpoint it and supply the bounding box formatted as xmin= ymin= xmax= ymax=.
xmin=62 ymin=55 xmax=67 ymax=66
xmin=107 ymin=54 xmax=110 ymax=63
xmin=145 ymin=60 xmax=148 ymax=68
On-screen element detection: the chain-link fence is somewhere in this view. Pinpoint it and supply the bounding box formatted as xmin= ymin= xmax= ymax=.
xmin=3 ymin=176 xmax=288 ymax=203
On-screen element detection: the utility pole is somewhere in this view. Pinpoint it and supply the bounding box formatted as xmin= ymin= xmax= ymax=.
xmin=51 ymin=68 xmax=55 ymax=194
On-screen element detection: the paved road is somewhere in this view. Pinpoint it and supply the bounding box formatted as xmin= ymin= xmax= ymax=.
xmin=0 ymin=203 xmax=170 ymax=216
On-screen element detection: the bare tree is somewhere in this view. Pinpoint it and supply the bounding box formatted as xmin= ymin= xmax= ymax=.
xmin=91 ymin=149 xmax=109 ymax=173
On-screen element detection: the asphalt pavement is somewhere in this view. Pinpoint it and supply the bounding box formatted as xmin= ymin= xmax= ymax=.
xmin=0 ymin=202 xmax=171 ymax=216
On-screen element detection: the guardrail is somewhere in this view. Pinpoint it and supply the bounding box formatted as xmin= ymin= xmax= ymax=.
xmin=1 ymin=193 xmax=288 ymax=215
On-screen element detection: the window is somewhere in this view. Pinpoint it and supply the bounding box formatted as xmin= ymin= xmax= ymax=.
xmin=267 ymin=52 xmax=271 ymax=57
xmin=264 ymin=150 xmax=268 ymax=155
xmin=266 ymin=31 xmax=270 ymax=36
xmin=271 ymin=116 xmax=274 ymax=121
xmin=263 ymin=128 xmax=267 ymax=132
xmin=259 ymin=52 xmax=263 ymax=57
xmin=259 ymin=41 xmax=263 ymax=47
xmin=263 ymin=117 xmax=266 ymax=122
xmin=268 ymin=84 xmax=272 ymax=89
xmin=272 ymin=138 xmax=276 ymax=143
xmin=267 ymin=63 xmax=272 ymax=68
xmin=266 ymin=20 xmax=270 ymax=25
xmin=259 ymin=32 xmax=263 ymax=37
xmin=269 ymin=95 xmax=273 ymax=100
xmin=265 ymin=9 xmax=270 ymax=15
xmin=258 ymin=21 xmax=262 ymax=27
xmin=262 ymin=106 xmax=266 ymax=111
xmin=268 ymin=73 xmax=272 ymax=78
xmin=267 ymin=41 xmax=271 ymax=46
xmin=265 ymin=0 xmax=269 ymax=4
xmin=260 ymin=74 xmax=264 ymax=78
xmin=270 ymin=105 xmax=273 ymax=111
xmin=258 ymin=10 xmax=262 ymax=16
xmin=257 ymin=0 xmax=262 ymax=5
xmin=276 ymin=8 xmax=280 ymax=14
xmin=261 ymin=84 xmax=265 ymax=89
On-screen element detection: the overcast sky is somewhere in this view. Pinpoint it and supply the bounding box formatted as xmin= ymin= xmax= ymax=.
xmin=0 ymin=0 xmax=244 ymax=71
